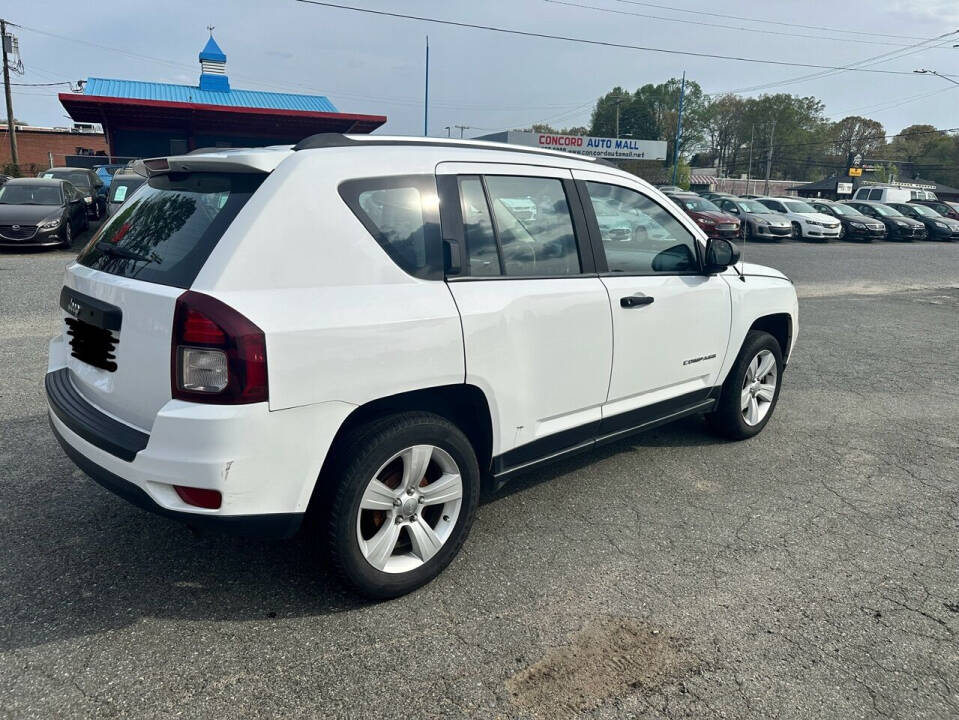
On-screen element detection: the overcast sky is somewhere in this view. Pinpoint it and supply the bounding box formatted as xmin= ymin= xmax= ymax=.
xmin=7 ymin=0 xmax=959 ymax=139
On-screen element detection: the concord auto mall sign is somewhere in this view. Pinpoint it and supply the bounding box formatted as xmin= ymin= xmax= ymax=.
xmin=503 ymin=131 xmax=668 ymax=161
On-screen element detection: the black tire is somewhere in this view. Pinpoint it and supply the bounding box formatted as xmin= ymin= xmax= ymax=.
xmin=325 ymin=412 xmax=480 ymax=599
xmin=61 ymin=221 xmax=73 ymax=249
xmin=791 ymin=222 xmax=802 ymax=241
xmin=706 ymin=330 xmax=784 ymax=441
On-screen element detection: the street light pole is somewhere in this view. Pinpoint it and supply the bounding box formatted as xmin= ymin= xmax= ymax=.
xmin=671 ymin=71 xmax=686 ymax=187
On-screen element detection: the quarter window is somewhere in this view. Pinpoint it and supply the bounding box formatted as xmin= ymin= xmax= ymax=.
xmin=339 ymin=175 xmax=442 ymax=279
xmin=584 ymin=182 xmax=698 ymax=274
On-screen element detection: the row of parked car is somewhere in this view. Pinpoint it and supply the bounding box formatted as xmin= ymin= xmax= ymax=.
xmin=656 ymin=186 xmax=959 ymax=243
xmin=0 ymin=165 xmax=145 ymax=249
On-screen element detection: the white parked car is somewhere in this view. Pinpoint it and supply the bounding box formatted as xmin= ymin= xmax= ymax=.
xmin=756 ymin=196 xmax=841 ymax=241
xmin=46 ymin=136 xmax=798 ymax=598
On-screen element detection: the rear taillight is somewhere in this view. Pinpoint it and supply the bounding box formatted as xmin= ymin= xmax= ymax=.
xmin=171 ymin=291 xmax=268 ymax=404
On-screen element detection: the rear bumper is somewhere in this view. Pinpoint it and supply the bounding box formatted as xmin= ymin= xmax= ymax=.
xmin=45 ymin=362 xmax=355 ymax=536
xmin=49 ymin=417 xmax=303 ymax=538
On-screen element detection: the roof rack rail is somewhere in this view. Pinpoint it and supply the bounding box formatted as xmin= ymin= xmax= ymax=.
xmin=292 ymin=133 xmax=614 ymax=165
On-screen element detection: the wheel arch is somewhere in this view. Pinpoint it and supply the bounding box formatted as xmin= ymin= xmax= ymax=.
xmin=749 ymin=313 xmax=793 ymax=363
xmin=309 ymin=384 xmax=494 ymax=510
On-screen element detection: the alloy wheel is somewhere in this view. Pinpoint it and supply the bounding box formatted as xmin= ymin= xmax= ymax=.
xmin=741 ymin=349 xmax=778 ymax=426
xmin=356 ymin=445 xmax=463 ymax=574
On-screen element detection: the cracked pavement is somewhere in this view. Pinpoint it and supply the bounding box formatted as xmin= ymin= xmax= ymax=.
xmin=1 ymin=240 xmax=957 ymax=718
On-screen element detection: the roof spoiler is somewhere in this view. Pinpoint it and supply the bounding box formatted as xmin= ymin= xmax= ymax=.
xmin=137 ymin=153 xmax=274 ymax=177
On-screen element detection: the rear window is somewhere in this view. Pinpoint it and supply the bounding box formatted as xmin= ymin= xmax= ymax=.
xmin=76 ymin=172 xmax=263 ymax=289
xmin=108 ymin=176 xmax=145 ymax=203
xmin=43 ymin=170 xmax=93 ymax=189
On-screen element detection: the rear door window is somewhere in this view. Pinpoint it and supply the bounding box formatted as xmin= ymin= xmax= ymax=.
xmin=484 ymin=175 xmax=580 ymax=277
xmin=76 ymin=172 xmax=263 ymax=289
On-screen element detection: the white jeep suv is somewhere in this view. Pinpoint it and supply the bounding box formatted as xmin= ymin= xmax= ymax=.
xmin=756 ymin=196 xmax=841 ymax=241
xmin=46 ymin=135 xmax=798 ymax=598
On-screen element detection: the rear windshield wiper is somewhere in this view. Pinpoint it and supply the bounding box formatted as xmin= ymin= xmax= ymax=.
xmin=95 ymin=241 xmax=153 ymax=263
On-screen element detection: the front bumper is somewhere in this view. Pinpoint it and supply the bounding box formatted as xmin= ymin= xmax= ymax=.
xmin=845 ymin=224 xmax=886 ymax=241
xmin=889 ymin=225 xmax=927 ymax=240
xmin=45 ymin=359 xmax=355 ymax=536
xmin=801 ymin=225 xmax=841 ymax=239
xmin=0 ymin=226 xmax=62 ymax=247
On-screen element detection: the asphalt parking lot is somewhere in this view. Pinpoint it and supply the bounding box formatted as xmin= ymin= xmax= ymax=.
xmin=1 ymin=232 xmax=957 ymax=719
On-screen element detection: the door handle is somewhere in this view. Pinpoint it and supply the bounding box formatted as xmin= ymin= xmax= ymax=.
xmin=620 ymin=294 xmax=654 ymax=308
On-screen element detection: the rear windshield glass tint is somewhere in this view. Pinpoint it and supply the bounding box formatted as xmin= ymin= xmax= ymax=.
xmin=76 ymin=172 xmax=263 ymax=289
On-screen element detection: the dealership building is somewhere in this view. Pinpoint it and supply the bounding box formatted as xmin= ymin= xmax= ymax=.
xmin=59 ymin=33 xmax=386 ymax=160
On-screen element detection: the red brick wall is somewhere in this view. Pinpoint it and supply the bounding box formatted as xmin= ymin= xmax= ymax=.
xmin=0 ymin=128 xmax=108 ymax=175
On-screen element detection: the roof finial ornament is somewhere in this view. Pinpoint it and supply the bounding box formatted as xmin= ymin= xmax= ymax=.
xmin=207 ymin=25 xmax=215 ymax=34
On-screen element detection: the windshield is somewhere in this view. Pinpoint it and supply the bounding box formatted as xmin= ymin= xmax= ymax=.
xmin=76 ymin=172 xmax=263 ymax=289
xmin=872 ymin=204 xmax=903 ymax=217
xmin=0 ymin=184 xmax=61 ymax=205
xmin=674 ymin=196 xmax=721 ymax=213
xmin=738 ymin=200 xmax=772 ymax=213
xmin=108 ymin=176 xmax=145 ymax=203
xmin=782 ymin=200 xmax=817 ymax=213
xmin=907 ymin=204 xmax=938 ymax=217
xmin=825 ymin=204 xmax=858 ymax=217
xmin=42 ymin=170 xmax=92 ymax=189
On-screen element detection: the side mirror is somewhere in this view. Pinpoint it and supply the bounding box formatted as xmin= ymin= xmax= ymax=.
xmin=728 ymin=206 xmax=740 ymax=214
xmin=704 ymin=237 xmax=741 ymax=273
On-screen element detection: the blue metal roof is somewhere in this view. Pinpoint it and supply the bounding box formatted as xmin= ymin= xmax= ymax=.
xmin=83 ymin=77 xmax=339 ymax=113
xmin=199 ymin=35 xmax=226 ymax=62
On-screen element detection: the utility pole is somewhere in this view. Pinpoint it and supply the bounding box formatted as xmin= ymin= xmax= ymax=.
xmin=745 ymin=125 xmax=754 ymax=195
xmin=454 ymin=124 xmax=471 ymax=138
xmin=763 ymin=119 xmax=776 ymax=196
xmin=671 ymin=71 xmax=686 ymax=186
xmin=423 ymin=36 xmax=429 ymax=137
xmin=1 ymin=19 xmax=19 ymax=170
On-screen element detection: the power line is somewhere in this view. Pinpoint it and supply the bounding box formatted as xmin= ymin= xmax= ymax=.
xmin=10 ymin=80 xmax=72 ymax=86
xmin=611 ymin=0 xmax=930 ymax=41
xmin=293 ymin=0 xmax=959 ymax=78
xmin=545 ymin=0 xmax=925 ymax=48
xmin=708 ymin=33 xmax=959 ymax=97
xmin=13 ymin=21 xmax=598 ymax=114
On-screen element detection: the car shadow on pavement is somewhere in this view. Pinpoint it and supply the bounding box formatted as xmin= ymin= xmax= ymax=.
xmin=0 ymin=414 xmax=369 ymax=652
xmin=0 ymin=411 xmax=725 ymax=652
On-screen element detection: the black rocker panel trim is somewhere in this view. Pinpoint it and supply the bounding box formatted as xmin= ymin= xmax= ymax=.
xmin=45 ymin=368 xmax=148 ymax=462
xmin=491 ymin=387 xmax=721 ymax=480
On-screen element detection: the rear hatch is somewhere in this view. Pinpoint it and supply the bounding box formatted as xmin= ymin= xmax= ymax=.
xmin=61 ymin=171 xmax=263 ymax=431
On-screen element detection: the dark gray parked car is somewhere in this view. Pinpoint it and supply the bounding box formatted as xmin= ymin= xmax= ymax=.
xmin=716 ymin=197 xmax=792 ymax=241
xmin=37 ymin=167 xmax=107 ymax=219
xmin=0 ymin=178 xmax=89 ymax=248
